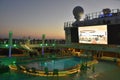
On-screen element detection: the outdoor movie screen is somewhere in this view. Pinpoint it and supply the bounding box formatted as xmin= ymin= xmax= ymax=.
xmin=78 ymin=25 xmax=108 ymax=44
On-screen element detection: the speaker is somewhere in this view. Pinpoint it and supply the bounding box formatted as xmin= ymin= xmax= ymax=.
xmin=107 ymin=24 xmax=120 ymax=45
xmin=70 ymin=27 xmax=79 ymax=43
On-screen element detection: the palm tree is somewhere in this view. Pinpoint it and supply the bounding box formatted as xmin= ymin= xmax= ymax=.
xmin=53 ymin=69 xmax=59 ymax=76
xmin=53 ymin=69 xmax=59 ymax=80
xmin=31 ymin=67 xmax=36 ymax=73
xmin=44 ymin=67 xmax=49 ymax=75
xmin=0 ymin=64 xmax=10 ymax=74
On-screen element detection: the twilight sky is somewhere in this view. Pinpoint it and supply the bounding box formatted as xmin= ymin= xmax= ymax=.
xmin=0 ymin=0 xmax=120 ymax=39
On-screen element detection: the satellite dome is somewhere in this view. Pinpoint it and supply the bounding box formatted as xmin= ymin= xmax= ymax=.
xmin=73 ymin=6 xmax=84 ymax=21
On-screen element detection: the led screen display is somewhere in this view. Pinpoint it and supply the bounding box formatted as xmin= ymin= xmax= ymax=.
xmin=78 ymin=25 xmax=107 ymax=44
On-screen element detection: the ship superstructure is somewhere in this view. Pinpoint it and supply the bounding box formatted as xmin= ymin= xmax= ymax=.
xmin=64 ymin=7 xmax=120 ymax=44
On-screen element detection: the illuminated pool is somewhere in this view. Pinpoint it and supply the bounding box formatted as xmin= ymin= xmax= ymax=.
xmin=22 ymin=57 xmax=89 ymax=71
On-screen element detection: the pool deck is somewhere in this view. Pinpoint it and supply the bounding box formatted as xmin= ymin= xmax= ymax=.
xmin=9 ymin=60 xmax=98 ymax=76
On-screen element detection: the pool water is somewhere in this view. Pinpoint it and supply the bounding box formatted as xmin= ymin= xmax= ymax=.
xmin=23 ymin=57 xmax=89 ymax=71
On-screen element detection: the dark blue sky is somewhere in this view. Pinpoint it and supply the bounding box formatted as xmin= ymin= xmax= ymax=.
xmin=0 ymin=0 xmax=120 ymax=39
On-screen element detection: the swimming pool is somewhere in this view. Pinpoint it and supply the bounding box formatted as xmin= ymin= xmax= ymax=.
xmin=22 ymin=57 xmax=89 ymax=71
